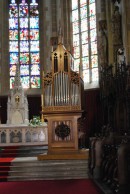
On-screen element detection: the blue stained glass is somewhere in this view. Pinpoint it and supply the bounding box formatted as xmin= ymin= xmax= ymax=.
xmin=72 ymin=10 xmax=79 ymax=22
xmin=20 ymin=41 xmax=29 ymax=52
xmin=10 ymin=53 xmax=18 ymax=64
xmin=30 ymin=41 xmax=39 ymax=52
xmin=10 ymin=64 xmax=16 ymax=76
xmin=72 ymin=0 xmax=78 ymax=10
xmin=11 ymin=0 xmax=16 ymax=3
xmin=31 ymin=76 xmax=40 ymax=88
xmin=30 ymin=18 xmax=39 ymax=28
xmin=80 ymin=6 xmax=87 ymax=19
xmin=19 ymin=5 xmax=28 ymax=17
xmin=9 ymin=18 xmax=18 ymax=29
xmin=31 ymin=64 xmax=40 ymax=75
xmin=9 ymin=41 xmax=18 ymax=52
xmin=31 ymin=52 xmax=40 ymax=63
xmin=21 ymin=76 xmax=30 ymax=88
xmin=72 ymin=21 xmax=79 ymax=34
xmin=20 ymin=18 xmax=28 ymax=28
xmin=9 ymin=5 xmax=18 ymax=18
xmin=20 ymin=65 xmax=29 ymax=75
xmin=9 ymin=0 xmax=40 ymax=89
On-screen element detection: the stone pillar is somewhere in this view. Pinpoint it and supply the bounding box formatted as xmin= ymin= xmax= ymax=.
xmin=0 ymin=0 xmax=9 ymax=95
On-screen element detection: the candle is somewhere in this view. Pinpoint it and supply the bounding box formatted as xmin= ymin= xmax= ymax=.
xmin=41 ymin=94 xmax=43 ymax=106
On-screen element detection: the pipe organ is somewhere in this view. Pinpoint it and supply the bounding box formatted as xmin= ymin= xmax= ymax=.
xmin=41 ymin=33 xmax=84 ymax=155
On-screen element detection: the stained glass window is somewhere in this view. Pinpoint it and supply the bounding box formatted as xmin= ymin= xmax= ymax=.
xmin=9 ymin=0 xmax=40 ymax=89
xmin=72 ymin=0 xmax=99 ymax=88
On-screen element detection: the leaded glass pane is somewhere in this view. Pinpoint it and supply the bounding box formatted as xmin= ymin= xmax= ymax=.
xmin=81 ymin=19 xmax=88 ymax=32
xmin=9 ymin=0 xmax=40 ymax=89
xmin=20 ymin=53 xmax=29 ymax=64
xmin=90 ymin=16 xmax=96 ymax=29
xmin=30 ymin=29 xmax=39 ymax=40
xmin=31 ymin=52 xmax=40 ymax=63
xmin=90 ymin=0 xmax=95 ymax=4
xmin=30 ymin=18 xmax=39 ymax=28
xmin=73 ymin=46 xmax=80 ymax=58
xmin=72 ymin=10 xmax=79 ymax=22
xmin=82 ymin=44 xmax=89 ymax=57
xmin=21 ymin=76 xmax=30 ymax=88
xmin=10 ymin=64 xmax=16 ymax=76
xmin=31 ymin=76 xmax=40 ymax=88
xmin=9 ymin=18 xmax=18 ymax=29
xmin=20 ymin=18 xmax=28 ymax=28
xmin=81 ymin=31 xmax=88 ymax=44
xmin=73 ymin=34 xmax=79 ymax=47
xmin=30 ymin=41 xmax=39 ymax=52
xmin=10 ymin=53 xmax=18 ymax=64
xmin=91 ymin=55 xmax=98 ymax=68
xmin=72 ymin=0 xmax=78 ymax=10
xmin=91 ymin=41 xmax=97 ymax=55
xmin=92 ymin=68 xmax=98 ymax=81
xmin=89 ymin=3 xmax=95 ymax=16
xmin=31 ymin=64 xmax=40 ymax=75
xmin=72 ymin=21 xmax=79 ymax=34
xmin=20 ymin=29 xmax=29 ymax=40
xmin=9 ymin=30 xmax=18 ymax=40
xmin=83 ymin=69 xmax=89 ymax=83
xmin=74 ymin=59 xmax=80 ymax=72
xmin=9 ymin=41 xmax=18 ymax=52
xmin=20 ymin=65 xmax=29 ymax=75
xmin=19 ymin=4 xmax=28 ymax=17
xmin=80 ymin=6 xmax=87 ymax=19
xmin=10 ymin=77 xmax=15 ymax=88
xmin=20 ymin=41 xmax=29 ymax=52
xmin=71 ymin=0 xmax=99 ymax=87
xmin=82 ymin=57 xmax=89 ymax=70
xmin=90 ymin=29 xmax=97 ymax=42
xmin=80 ymin=0 xmax=87 ymax=7
xmin=30 ymin=5 xmax=39 ymax=17
xmin=9 ymin=4 xmax=18 ymax=18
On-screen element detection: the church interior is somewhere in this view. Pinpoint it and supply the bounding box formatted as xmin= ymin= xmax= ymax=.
xmin=0 ymin=0 xmax=130 ymax=194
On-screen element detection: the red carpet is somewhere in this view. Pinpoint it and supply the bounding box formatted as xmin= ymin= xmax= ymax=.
xmin=0 ymin=146 xmax=19 ymax=158
xmin=0 ymin=156 xmax=15 ymax=181
xmin=0 ymin=179 xmax=103 ymax=194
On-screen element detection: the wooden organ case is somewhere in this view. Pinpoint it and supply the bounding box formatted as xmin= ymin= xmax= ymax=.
xmin=40 ymin=35 xmax=84 ymax=156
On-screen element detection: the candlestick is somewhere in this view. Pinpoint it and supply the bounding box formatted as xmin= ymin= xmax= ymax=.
xmin=41 ymin=94 xmax=43 ymax=106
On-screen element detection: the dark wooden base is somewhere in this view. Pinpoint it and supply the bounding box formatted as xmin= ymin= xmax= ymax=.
xmin=37 ymin=149 xmax=89 ymax=160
